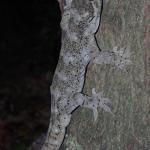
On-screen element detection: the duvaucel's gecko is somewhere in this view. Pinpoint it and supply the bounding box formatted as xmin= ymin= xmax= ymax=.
xmin=41 ymin=0 xmax=132 ymax=149
xmin=41 ymin=0 xmax=112 ymax=149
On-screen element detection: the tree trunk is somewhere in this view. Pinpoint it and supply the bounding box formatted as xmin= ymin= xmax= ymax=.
xmin=61 ymin=0 xmax=150 ymax=150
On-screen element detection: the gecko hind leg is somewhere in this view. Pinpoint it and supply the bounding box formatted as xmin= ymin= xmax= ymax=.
xmin=64 ymin=88 xmax=113 ymax=121
xmin=82 ymin=88 xmax=113 ymax=121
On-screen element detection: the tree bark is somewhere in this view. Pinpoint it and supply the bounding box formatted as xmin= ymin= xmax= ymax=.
xmin=61 ymin=0 xmax=150 ymax=150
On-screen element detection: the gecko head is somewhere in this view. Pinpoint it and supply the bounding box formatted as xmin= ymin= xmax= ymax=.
xmin=60 ymin=114 xmax=71 ymax=127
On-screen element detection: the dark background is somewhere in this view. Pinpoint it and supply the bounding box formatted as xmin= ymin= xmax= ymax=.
xmin=0 ymin=1 xmax=61 ymax=149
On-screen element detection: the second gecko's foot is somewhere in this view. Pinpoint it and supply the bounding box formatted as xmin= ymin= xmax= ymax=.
xmin=83 ymin=88 xmax=113 ymax=121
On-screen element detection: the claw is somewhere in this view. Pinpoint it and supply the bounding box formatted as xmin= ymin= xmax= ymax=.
xmin=93 ymin=108 xmax=98 ymax=122
xmin=92 ymin=88 xmax=97 ymax=96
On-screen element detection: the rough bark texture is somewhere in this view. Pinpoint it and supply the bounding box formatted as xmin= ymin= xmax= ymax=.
xmin=62 ymin=0 xmax=150 ymax=149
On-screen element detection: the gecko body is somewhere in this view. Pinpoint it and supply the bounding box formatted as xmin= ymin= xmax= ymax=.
xmin=41 ymin=0 xmax=112 ymax=150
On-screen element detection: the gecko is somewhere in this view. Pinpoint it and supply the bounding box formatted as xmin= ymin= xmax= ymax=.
xmin=41 ymin=0 xmax=116 ymax=150
xmin=28 ymin=0 xmax=132 ymax=149
xmin=41 ymin=0 xmax=112 ymax=149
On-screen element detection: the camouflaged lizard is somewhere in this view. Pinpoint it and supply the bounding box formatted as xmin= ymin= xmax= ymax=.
xmin=41 ymin=1 xmax=111 ymax=150
xmin=41 ymin=0 xmax=132 ymax=149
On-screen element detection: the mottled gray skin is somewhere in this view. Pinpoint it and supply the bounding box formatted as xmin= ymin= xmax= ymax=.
xmin=41 ymin=0 xmax=107 ymax=150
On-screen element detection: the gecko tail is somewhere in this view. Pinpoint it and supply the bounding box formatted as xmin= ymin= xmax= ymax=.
xmin=41 ymin=119 xmax=66 ymax=150
xmin=41 ymin=113 xmax=71 ymax=150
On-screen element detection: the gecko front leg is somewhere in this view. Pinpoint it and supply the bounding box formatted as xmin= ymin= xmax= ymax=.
xmin=93 ymin=46 xmax=133 ymax=70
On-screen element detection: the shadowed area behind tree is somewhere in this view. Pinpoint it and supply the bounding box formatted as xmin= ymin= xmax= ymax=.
xmin=0 ymin=1 xmax=61 ymax=149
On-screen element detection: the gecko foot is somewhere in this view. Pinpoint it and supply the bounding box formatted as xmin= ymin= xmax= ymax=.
xmin=83 ymin=88 xmax=113 ymax=121
xmin=58 ymin=89 xmax=113 ymax=122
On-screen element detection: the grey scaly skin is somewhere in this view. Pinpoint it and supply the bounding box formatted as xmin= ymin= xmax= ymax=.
xmin=41 ymin=0 xmax=113 ymax=150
